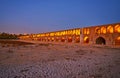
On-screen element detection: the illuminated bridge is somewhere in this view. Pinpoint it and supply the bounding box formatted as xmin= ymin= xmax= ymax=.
xmin=20 ymin=23 xmax=120 ymax=46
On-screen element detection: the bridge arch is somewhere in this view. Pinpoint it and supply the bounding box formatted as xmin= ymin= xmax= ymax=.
xmin=95 ymin=27 xmax=100 ymax=34
xmin=55 ymin=37 xmax=59 ymax=42
xmin=75 ymin=36 xmax=80 ymax=43
xmin=96 ymin=37 xmax=106 ymax=45
xmin=107 ymin=25 xmax=113 ymax=33
xmin=115 ymin=36 xmax=120 ymax=45
xmin=61 ymin=37 xmax=65 ymax=42
xmin=101 ymin=27 xmax=106 ymax=34
xmin=84 ymin=36 xmax=89 ymax=43
xmin=115 ymin=25 xmax=120 ymax=33
xmin=68 ymin=37 xmax=72 ymax=42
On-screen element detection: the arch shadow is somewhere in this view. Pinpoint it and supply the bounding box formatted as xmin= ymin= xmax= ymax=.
xmin=96 ymin=37 xmax=106 ymax=45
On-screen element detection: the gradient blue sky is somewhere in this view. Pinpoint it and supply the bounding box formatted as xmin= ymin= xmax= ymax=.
xmin=0 ymin=0 xmax=120 ymax=34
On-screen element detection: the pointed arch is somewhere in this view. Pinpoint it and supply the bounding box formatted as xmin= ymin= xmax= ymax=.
xmin=115 ymin=36 xmax=120 ymax=45
xmin=101 ymin=27 xmax=106 ymax=34
xmin=95 ymin=27 xmax=100 ymax=34
xmin=115 ymin=25 xmax=120 ymax=33
xmin=84 ymin=36 xmax=89 ymax=43
xmin=68 ymin=37 xmax=72 ymax=42
xmin=96 ymin=37 xmax=106 ymax=45
xmin=75 ymin=36 xmax=80 ymax=43
xmin=107 ymin=25 xmax=113 ymax=33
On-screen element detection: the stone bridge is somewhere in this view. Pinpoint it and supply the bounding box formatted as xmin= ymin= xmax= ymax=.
xmin=20 ymin=23 xmax=120 ymax=46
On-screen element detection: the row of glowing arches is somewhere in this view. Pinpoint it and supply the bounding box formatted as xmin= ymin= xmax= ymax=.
xmin=95 ymin=25 xmax=120 ymax=34
xmin=83 ymin=28 xmax=90 ymax=35
xmin=35 ymin=29 xmax=80 ymax=37
xmin=19 ymin=24 xmax=120 ymax=43
xmin=84 ymin=36 xmax=120 ymax=45
xmin=38 ymin=36 xmax=80 ymax=43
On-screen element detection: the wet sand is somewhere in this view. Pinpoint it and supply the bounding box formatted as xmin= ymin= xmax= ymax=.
xmin=0 ymin=40 xmax=120 ymax=78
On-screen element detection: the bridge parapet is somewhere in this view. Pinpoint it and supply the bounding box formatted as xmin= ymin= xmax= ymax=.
xmin=19 ymin=23 xmax=120 ymax=45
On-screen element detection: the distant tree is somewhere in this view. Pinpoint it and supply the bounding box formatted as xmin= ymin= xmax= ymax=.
xmin=0 ymin=32 xmax=18 ymax=39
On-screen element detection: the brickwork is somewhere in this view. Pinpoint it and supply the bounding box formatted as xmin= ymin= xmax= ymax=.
xmin=19 ymin=23 xmax=120 ymax=45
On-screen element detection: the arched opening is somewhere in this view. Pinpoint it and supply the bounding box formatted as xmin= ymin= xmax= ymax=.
xmin=75 ymin=37 xmax=80 ymax=43
xmin=51 ymin=37 xmax=54 ymax=42
xmin=38 ymin=38 xmax=41 ymax=41
xmin=115 ymin=25 xmax=120 ymax=33
xmin=56 ymin=37 xmax=59 ymax=42
xmin=95 ymin=27 xmax=100 ymax=34
xmin=61 ymin=37 xmax=65 ymax=42
xmin=47 ymin=37 xmax=50 ymax=41
xmin=107 ymin=26 xmax=113 ymax=33
xmin=68 ymin=37 xmax=72 ymax=42
xmin=84 ymin=36 xmax=89 ymax=43
xmin=96 ymin=37 xmax=106 ymax=45
xmin=101 ymin=27 xmax=106 ymax=34
xmin=115 ymin=37 xmax=120 ymax=45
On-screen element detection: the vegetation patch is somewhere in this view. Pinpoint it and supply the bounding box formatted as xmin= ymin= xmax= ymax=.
xmin=0 ymin=40 xmax=34 ymax=46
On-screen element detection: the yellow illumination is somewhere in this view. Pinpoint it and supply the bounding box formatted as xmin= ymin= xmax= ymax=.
xmin=83 ymin=29 xmax=86 ymax=34
xmin=56 ymin=32 xmax=60 ymax=36
xmin=52 ymin=37 xmax=54 ymax=40
xmin=84 ymin=36 xmax=88 ymax=41
xmin=61 ymin=31 xmax=66 ymax=35
xmin=84 ymin=36 xmax=89 ymax=43
xmin=50 ymin=32 xmax=54 ymax=36
xmin=67 ymin=30 xmax=73 ymax=35
xmin=73 ymin=29 xmax=76 ymax=35
xmin=41 ymin=34 xmax=45 ymax=37
xmin=101 ymin=27 xmax=106 ymax=34
xmin=68 ymin=37 xmax=72 ymax=39
xmin=62 ymin=37 xmax=65 ymax=39
xmin=86 ymin=29 xmax=90 ymax=34
xmin=46 ymin=33 xmax=49 ymax=36
xmin=107 ymin=26 xmax=113 ymax=33
xmin=76 ymin=29 xmax=80 ymax=35
xmin=117 ymin=37 xmax=120 ymax=40
xmin=115 ymin=25 xmax=120 ymax=33
xmin=95 ymin=27 xmax=100 ymax=34
xmin=84 ymin=28 xmax=89 ymax=34
xmin=48 ymin=37 xmax=50 ymax=40
xmin=76 ymin=37 xmax=79 ymax=39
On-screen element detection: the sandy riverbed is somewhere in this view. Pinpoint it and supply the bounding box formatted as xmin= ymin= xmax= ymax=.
xmin=0 ymin=40 xmax=120 ymax=78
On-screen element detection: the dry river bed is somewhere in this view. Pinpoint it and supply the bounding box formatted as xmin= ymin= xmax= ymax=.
xmin=0 ymin=41 xmax=120 ymax=78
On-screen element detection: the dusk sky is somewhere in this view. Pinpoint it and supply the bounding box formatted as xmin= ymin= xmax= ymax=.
xmin=0 ymin=0 xmax=120 ymax=34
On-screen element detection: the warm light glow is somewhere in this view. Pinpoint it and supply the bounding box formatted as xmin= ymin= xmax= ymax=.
xmin=62 ymin=37 xmax=65 ymax=39
xmin=84 ymin=28 xmax=89 ymax=34
xmin=48 ymin=37 xmax=50 ymax=39
xmin=55 ymin=32 xmax=60 ymax=36
xmin=115 ymin=25 xmax=120 ymax=33
xmin=75 ymin=29 xmax=80 ymax=35
xmin=107 ymin=26 xmax=113 ymax=33
xmin=83 ymin=29 xmax=86 ymax=34
xmin=84 ymin=36 xmax=88 ymax=41
xmin=86 ymin=29 xmax=90 ymax=34
xmin=61 ymin=31 xmax=66 ymax=35
xmin=68 ymin=37 xmax=72 ymax=39
xmin=117 ymin=36 xmax=120 ymax=40
xmin=46 ymin=33 xmax=49 ymax=36
xmin=67 ymin=30 xmax=73 ymax=35
xmin=76 ymin=37 xmax=79 ymax=39
xmin=84 ymin=36 xmax=89 ymax=43
xmin=37 ymin=34 xmax=40 ymax=37
xmin=73 ymin=29 xmax=76 ymax=35
xmin=95 ymin=27 xmax=100 ymax=34
xmin=52 ymin=37 xmax=54 ymax=40
xmin=101 ymin=27 xmax=106 ymax=34
xmin=50 ymin=32 xmax=54 ymax=36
